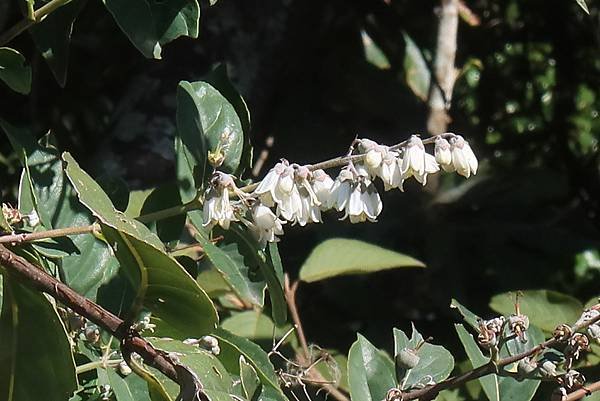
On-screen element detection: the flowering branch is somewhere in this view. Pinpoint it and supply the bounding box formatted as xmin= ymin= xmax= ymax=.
xmin=399 ymin=309 xmax=600 ymax=401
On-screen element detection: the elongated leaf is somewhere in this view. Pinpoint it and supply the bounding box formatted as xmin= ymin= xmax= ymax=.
xmin=0 ymin=47 xmax=31 ymax=94
xmin=0 ymin=275 xmax=77 ymax=401
xmin=96 ymin=367 xmax=154 ymax=401
xmin=455 ymin=324 xmax=540 ymax=401
xmin=196 ymin=234 xmax=266 ymax=307
xmin=212 ymin=328 xmax=285 ymax=400
xmin=2 ymin=122 xmax=119 ymax=300
xmin=348 ymin=334 xmax=396 ymax=401
xmin=239 ymin=356 xmax=261 ymax=400
xmin=299 ymin=238 xmax=424 ymax=283
xmin=402 ymin=32 xmax=431 ymax=102
xmin=576 ymin=0 xmax=590 ymax=14
xmin=103 ymin=0 xmax=200 ymax=59
xmin=63 ymin=152 xmax=218 ymax=337
xmin=450 ymin=299 xmax=480 ymax=330
xmin=489 ymin=290 xmax=583 ymax=332
xmin=175 ymin=80 xmax=244 ymax=200
xmin=393 ymin=325 xmax=454 ymax=389
xmin=221 ymin=311 xmax=291 ymax=340
xmin=28 ymin=0 xmax=85 ymax=87
xmin=361 ymin=30 xmax=390 ymax=70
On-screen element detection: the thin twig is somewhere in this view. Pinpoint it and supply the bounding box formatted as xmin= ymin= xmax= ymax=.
xmin=0 ymin=224 xmax=98 ymax=244
xmin=0 ymin=0 xmax=72 ymax=46
xmin=565 ymin=380 xmax=600 ymax=401
xmin=401 ymin=310 xmax=600 ymax=400
xmin=0 ymin=244 xmax=181 ymax=383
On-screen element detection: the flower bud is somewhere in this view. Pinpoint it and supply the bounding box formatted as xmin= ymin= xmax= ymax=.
xmin=396 ymin=347 xmax=420 ymax=369
xmin=118 ymin=361 xmax=132 ymax=376
xmin=434 ymin=137 xmax=452 ymax=169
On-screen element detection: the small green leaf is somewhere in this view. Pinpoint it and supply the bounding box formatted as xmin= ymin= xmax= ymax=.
xmin=361 ymin=30 xmax=390 ymax=70
xmin=489 ymin=290 xmax=583 ymax=332
xmin=0 ymin=275 xmax=77 ymax=401
xmin=0 ymin=47 xmax=31 ymax=94
xmin=393 ymin=325 xmax=454 ymax=389
xmin=299 ymin=238 xmax=424 ymax=283
xmin=576 ymin=0 xmax=590 ymax=14
xmin=348 ymin=334 xmax=396 ymax=401
xmin=450 ymin=299 xmax=481 ymax=330
xmin=402 ymin=32 xmax=431 ymax=102
xmin=28 ymin=0 xmax=85 ymax=87
xmin=175 ymin=80 xmax=244 ymax=197
xmin=212 ymin=328 xmax=285 ymax=400
xmin=221 ymin=311 xmax=292 ymax=340
xmin=102 ymin=0 xmax=200 ymax=59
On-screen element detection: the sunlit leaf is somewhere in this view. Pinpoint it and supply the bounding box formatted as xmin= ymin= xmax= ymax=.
xmin=575 ymin=0 xmax=590 ymax=14
xmin=348 ymin=333 xmax=396 ymax=401
xmin=361 ymin=30 xmax=390 ymax=70
xmin=299 ymin=238 xmax=424 ymax=283
xmin=402 ymin=32 xmax=431 ymax=102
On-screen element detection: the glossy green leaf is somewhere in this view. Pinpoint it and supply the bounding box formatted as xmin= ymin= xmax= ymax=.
xmin=28 ymin=0 xmax=85 ymax=87
xmin=2 ymin=122 xmax=119 ymax=300
xmin=103 ymin=0 xmax=200 ymax=59
xmin=576 ymin=0 xmax=590 ymax=14
xmin=0 ymin=47 xmax=31 ymax=94
xmin=455 ymin=324 xmax=540 ymax=401
xmin=196 ymin=234 xmax=266 ymax=308
xmin=175 ymin=80 xmax=244 ymax=197
xmin=221 ymin=311 xmax=291 ymax=340
xmin=402 ymin=32 xmax=431 ymax=102
xmin=348 ymin=334 xmax=396 ymax=401
xmin=450 ymin=299 xmax=480 ymax=330
xmin=147 ymin=337 xmax=233 ymax=398
xmin=299 ymin=238 xmax=424 ymax=283
xmin=0 ymin=275 xmax=77 ymax=401
xmin=96 ymin=367 xmax=154 ymax=401
xmin=63 ymin=152 xmax=218 ymax=337
xmin=361 ymin=30 xmax=390 ymax=70
xmin=489 ymin=290 xmax=583 ymax=332
xmin=212 ymin=328 xmax=286 ymax=400
xmin=393 ymin=325 xmax=454 ymax=389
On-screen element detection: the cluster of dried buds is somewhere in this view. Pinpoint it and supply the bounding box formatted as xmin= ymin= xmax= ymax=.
xmin=1 ymin=203 xmax=39 ymax=229
xmin=202 ymin=133 xmax=478 ymax=247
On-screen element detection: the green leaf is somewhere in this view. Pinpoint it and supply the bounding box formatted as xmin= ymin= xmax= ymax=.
xmin=102 ymin=0 xmax=200 ymax=59
xmin=361 ymin=30 xmax=390 ymax=70
xmin=299 ymin=238 xmax=425 ymax=283
xmin=175 ymin=80 xmax=244 ymax=199
xmin=138 ymin=184 xmax=186 ymax=243
xmin=239 ymin=356 xmax=261 ymax=400
xmin=96 ymin=367 xmax=154 ymax=401
xmin=576 ymin=0 xmax=590 ymax=14
xmin=450 ymin=299 xmax=480 ymax=330
xmin=196 ymin=234 xmax=266 ymax=308
xmin=0 ymin=275 xmax=77 ymax=401
xmin=204 ymin=65 xmax=252 ymax=175
xmin=348 ymin=334 xmax=396 ymax=401
xmin=402 ymin=32 xmax=431 ymax=102
xmin=0 ymin=47 xmax=31 ymax=94
xmin=146 ymin=337 xmax=233 ymax=397
xmin=221 ymin=311 xmax=292 ymax=340
xmin=502 ymin=324 xmax=544 ymax=358
xmin=2 ymin=122 xmax=119 ymax=300
xmin=455 ymin=324 xmax=540 ymax=401
xmin=489 ymin=290 xmax=583 ymax=332
xmin=212 ymin=328 xmax=285 ymax=400
xmin=63 ymin=152 xmax=218 ymax=337
xmin=393 ymin=325 xmax=454 ymax=390
xmin=28 ymin=0 xmax=85 ymax=87
xmin=228 ymin=225 xmax=287 ymax=325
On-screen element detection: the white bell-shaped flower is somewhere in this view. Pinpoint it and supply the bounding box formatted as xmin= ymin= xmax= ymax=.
xmin=329 ymin=167 xmax=355 ymax=211
xmin=254 ymin=160 xmax=289 ymax=207
xmin=450 ymin=135 xmax=478 ymax=178
xmin=434 ymin=137 xmax=453 ymax=171
xmin=203 ymin=173 xmax=238 ymax=230
xmin=331 ymin=164 xmax=382 ymax=223
xmin=248 ymin=203 xmax=285 ymax=248
xmin=358 ymin=139 xmax=387 ymax=178
xmin=399 ymin=135 xmax=440 ymax=190
xmin=376 ymin=150 xmax=402 ymax=191
xmin=311 ymin=169 xmax=334 ymax=210
xmin=291 ymin=165 xmax=322 ymax=226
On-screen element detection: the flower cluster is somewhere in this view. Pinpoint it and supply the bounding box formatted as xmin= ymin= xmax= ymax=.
xmin=201 ymin=133 xmax=478 ymax=247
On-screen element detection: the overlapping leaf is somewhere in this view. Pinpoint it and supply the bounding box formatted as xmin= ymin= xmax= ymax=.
xmin=0 ymin=47 xmax=31 ymax=94
xmin=347 ymin=334 xmax=396 ymax=401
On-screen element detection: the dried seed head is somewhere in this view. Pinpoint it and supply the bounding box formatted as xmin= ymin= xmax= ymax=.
xmin=517 ymin=358 xmax=538 ymax=377
xmin=553 ymin=324 xmax=573 ymax=342
xmin=385 ymin=388 xmax=403 ymax=401
xmin=539 ymin=360 xmax=558 ymax=378
xmin=508 ymin=314 xmax=530 ymax=343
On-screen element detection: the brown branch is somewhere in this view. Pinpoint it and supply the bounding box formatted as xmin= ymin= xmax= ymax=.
xmin=565 ymin=380 xmax=600 ymax=401
xmin=0 ymin=244 xmax=179 ymax=383
xmin=401 ymin=311 xmax=600 ymax=400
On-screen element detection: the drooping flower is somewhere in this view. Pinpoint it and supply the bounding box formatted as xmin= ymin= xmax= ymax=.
xmin=311 ymin=169 xmax=335 ymax=210
xmin=292 ymin=165 xmax=322 ymax=226
xmin=376 ymin=150 xmax=402 ymax=191
xmin=203 ymin=172 xmax=238 ymax=230
xmin=254 ymin=160 xmax=302 ymax=221
xmin=247 ymin=203 xmax=285 ymax=248
xmin=399 ymin=135 xmax=439 ymax=189
xmin=331 ymin=164 xmax=382 ymax=223
xmin=434 ymin=136 xmax=453 ymax=171
xmin=450 ymin=135 xmax=478 ymax=178
xmin=358 ymin=139 xmax=387 ymax=178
